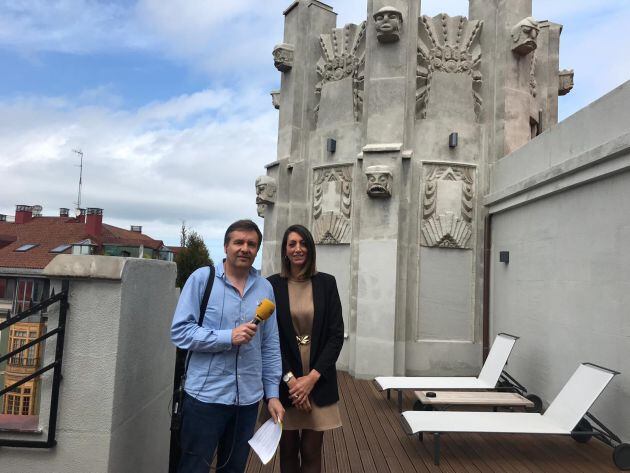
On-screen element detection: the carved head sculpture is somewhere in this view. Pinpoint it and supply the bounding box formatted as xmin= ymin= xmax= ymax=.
xmin=273 ymin=43 xmax=294 ymax=72
xmin=255 ymin=175 xmax=277 ymax=217
xmin=373 ymin=6 xmax=403 ymax=43
xmin=365 ymin=165 xmax=393 ymax=198
xmin=255 ymin=175 xmax=277 ymax=204
xmin=558 ymin=69 xmax=574 ymax=96
xmin=270 ymin=90 xmax=280 ymax=110
xmin=511 ymin=17 xmax=539 ymax=56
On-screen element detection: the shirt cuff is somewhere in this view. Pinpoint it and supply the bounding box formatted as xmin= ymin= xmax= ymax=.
xmin=264 ymin=382 xmax=280 ymax=399
xmin=216 ymin=329 xmax=233 ymax=351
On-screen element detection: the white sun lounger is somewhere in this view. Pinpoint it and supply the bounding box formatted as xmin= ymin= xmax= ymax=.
xmin=401 ymin=363 xmax=619 ymax=465
xmin=374 ymin=333 xmax=519 ymax=411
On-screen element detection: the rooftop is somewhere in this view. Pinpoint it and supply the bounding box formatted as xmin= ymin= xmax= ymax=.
xmin=0 ymin=207 xmax=167 ymax=270
xmin=245 ymin=371 xmax=620 ymax=472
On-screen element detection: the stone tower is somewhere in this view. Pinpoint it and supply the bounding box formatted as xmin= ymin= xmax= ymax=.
xmin=258 ymin=0 xmax=572 ymax=378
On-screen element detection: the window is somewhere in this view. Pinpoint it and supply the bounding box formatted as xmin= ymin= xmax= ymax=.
xmin=15 ymin=244 xmax=38 ymax=252
xmin=1 ymin=384 xmax=36 ymax=416
xmin=7 ymin=324 xmax=43 ymax=368
xmin=72 ymin=239 xmax=95 ymax=255
xmin=50 ymin=244 xmax=72 ymax=253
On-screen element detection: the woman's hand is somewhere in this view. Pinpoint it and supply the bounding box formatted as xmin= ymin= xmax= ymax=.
xmin=294 ymin=397 xmax=312 ymax=411
xmin=288 ymin=369 xmax=321 ymax=405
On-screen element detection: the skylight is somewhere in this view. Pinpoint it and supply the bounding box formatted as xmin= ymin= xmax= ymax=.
xmin=15 ymin=244 xmax=38 ymax=252
xmin=50 ymin=244 xmax=72 ymax=253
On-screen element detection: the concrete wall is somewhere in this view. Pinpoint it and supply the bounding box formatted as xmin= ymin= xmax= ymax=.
xmin=486 ymin=81 xmax=630 ymax=441
xmin=0 ymin=256 xmax=178 ymax=473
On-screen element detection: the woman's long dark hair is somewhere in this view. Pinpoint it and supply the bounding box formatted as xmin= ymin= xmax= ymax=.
xmin=280 ymin=224 xmax=317 ymax=279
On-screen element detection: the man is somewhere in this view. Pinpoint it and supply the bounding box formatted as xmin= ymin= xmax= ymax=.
xmin=171 ymin=219 xmax=284 ymax=473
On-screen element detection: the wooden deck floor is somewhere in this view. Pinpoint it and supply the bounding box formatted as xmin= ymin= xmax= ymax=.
xmin=246 ymin=371 xmax=619 ymax=473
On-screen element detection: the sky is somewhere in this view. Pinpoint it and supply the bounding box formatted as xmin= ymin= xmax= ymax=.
xmin=1 ymin=0 xmax=628 ymax=264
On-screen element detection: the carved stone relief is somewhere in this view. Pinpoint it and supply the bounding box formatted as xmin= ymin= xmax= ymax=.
xmin=273 ymin=43 xmax=294 ymax=72
xmin=558 ymin=69 xmax=574 ymax=96
xmin=510 ymin=17 xmax=539 ymax=56
xmin=270 ymin=90 xmax=280 ymax=110
xmin=365 ymin=165 xmax=392 ymax=198
xmin=315 ymin=22 xmax=366 ymax=122
xmin=312 ymin=165 xmax=353 ymax=244
xmin=420 ymin=165 xmax=474 ymax=249
xmin=416 ymin=14 xmax=483 ymax=120
xmin=255 ymin=175 xmax=277 ymax=218
xmin=373 ymin=6 xmax=403 ymax=43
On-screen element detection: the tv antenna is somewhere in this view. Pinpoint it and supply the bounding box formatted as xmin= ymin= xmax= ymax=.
xmin=73 ymin=149 xmax=84 ymax=210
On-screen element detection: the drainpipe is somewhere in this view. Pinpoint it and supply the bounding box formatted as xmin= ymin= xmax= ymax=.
xmin=482 ymin=214 xmax=492 ymax=361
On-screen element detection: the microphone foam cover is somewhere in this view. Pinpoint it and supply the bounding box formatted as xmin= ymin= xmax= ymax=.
xmin=255 ymin=298 xmax=276 ymax=322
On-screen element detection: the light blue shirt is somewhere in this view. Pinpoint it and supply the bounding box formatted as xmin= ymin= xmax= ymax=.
xmin=170 ymin=262 xmax=281 ymax=405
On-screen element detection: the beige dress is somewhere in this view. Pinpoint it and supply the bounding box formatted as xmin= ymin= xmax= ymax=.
xmin=282 ymin=278 xmax=342 ymax=431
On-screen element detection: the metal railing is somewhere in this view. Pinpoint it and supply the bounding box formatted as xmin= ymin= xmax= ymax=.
xmin=0 ymin=280 xmax=69 ymax=448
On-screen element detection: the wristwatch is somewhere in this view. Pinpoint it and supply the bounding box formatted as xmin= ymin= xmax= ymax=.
xmin=282 ymin=371 xmax=295 ymax=384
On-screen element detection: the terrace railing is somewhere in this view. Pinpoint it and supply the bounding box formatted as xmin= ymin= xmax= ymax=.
xmin=0 ymin=280 xmax=69 ymax=448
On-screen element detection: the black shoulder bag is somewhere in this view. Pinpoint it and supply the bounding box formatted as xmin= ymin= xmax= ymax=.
xmin=170 ymin=264 xmax=215 ymax=433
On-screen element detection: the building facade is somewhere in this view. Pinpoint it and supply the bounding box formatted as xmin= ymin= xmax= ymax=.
xmin=0 ymin=205 xmax=173 ymax=421
xmin=259 ymin=0 xmax=573 ymax=378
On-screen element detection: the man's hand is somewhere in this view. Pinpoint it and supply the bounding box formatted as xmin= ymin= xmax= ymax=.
xmin=231 ymin=322 xmax=257 ymax=345
xmin=267 ymin=398 xmax=285 ymax=424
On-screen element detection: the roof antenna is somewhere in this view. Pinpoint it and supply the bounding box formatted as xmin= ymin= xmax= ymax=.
xmin=72 ymin=149 xmax=84 ymax=214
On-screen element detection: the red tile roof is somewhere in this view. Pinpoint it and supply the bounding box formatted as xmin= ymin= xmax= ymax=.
xmin=0 ymin=216 xmax=167 ymax=270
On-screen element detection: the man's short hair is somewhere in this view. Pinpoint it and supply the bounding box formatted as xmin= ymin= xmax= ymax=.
xmin=224 ymin=219 xmax=263 ymax=249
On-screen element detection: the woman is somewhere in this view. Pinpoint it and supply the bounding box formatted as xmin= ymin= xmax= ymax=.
xmin=267 ymin=224 xmax=344 ymax=473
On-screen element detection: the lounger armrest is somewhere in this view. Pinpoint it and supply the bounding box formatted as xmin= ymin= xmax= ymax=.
xmin=400 ymin=414 xmax=414 ymax=435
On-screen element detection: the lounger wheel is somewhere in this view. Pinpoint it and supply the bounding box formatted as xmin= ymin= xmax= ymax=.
xmin=524 ymin=394 xmax=543 ymax=413
xmin=413 ymin=400 xmax=433 ymax=411
xmin=613 ymin=443 xmax=630 ymax=470
xmin=570 ymin=418 xmax=593 ymax=443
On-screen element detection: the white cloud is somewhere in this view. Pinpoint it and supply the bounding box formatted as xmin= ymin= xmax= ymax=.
xmin=0 ymin=87 xmax=278 ymax=246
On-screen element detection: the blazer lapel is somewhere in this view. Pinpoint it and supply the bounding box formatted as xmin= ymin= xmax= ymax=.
xmin=277 ymin=278 xmax=301 ymax=365
xmin=309 ymin=274 xmax=325 ymax=367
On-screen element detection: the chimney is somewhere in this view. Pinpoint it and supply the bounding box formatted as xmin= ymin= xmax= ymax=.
xmin=60 ymin=208 xmax=70 ymax=217
xmin=86 ymin=208 xmax=103 ymax=236
xmin=76 ymin=208 xmax=86 ymax=223
xmin=15 ymin=205 xmax=33 ymax=224
xmin=130 ymin=225 xmax=142 ymax=233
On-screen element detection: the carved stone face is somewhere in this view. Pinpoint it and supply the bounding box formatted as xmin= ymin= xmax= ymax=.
xmin=511 ymin=17 xmax=539 ymax=56
xmin=255 ymin=176 xmax=277 ymax=205
xmin=373 ymin=6 xmax=403 ymax=43
xmin=558 ymin=69 xmax=574 ymax=96
xmin=270 ymin=90 xmax=280 ymax=110
xmin=273 ymin=43 xmax=294 ymax=72
xmin=365 ymin=165 xmax=392 ymax=198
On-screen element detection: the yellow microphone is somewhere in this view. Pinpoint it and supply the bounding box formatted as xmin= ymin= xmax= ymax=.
xmin=250 ymin=298 xmax=275 ymax=325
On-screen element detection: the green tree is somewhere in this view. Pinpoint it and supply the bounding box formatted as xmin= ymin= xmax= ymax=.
xmin=175 ymin=229 xmax=213 ymax=287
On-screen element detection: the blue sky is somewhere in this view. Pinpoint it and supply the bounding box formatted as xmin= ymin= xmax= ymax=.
xmin=1 ymin=0 xmax=629 ymax=264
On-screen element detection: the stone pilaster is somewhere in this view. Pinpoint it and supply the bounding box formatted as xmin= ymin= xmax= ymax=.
xmin=351 ymin=0 xmax=418 ymax=377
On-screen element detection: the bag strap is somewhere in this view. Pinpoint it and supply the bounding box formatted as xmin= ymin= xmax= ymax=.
xmin=198 ymin=264 xmax=215 ymax=326
xmin=182 ymin=264 xmax=215 ymax=376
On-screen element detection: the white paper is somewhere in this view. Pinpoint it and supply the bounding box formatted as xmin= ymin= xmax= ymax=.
xmin=248 ymin=418 xmax=282 ymax=465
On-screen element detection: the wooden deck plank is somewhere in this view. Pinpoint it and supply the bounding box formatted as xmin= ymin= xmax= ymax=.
xmin=358 ymin=375 xmax=429 ymax=473
xmin=338 ymin=371 xmax=374 ymax=473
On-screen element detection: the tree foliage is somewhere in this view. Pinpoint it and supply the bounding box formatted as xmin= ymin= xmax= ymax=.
xmin=175 ymin=227 xmax=213 ymax=287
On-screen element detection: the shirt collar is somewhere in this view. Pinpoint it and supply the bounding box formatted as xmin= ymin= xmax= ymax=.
xmin=216 ymin=259 xmax=259 ymax=279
